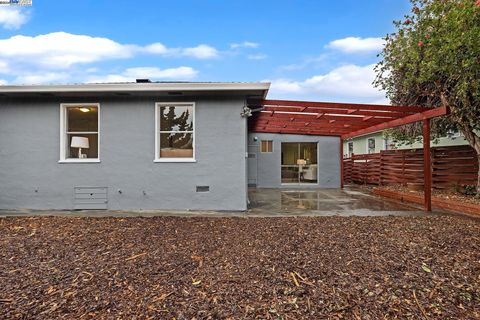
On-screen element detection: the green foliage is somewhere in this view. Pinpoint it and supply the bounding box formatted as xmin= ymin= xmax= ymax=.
xmin=375 ymin=0 xmax=480 ymax=141
xmin=453 ymin=183 xmax=478 ymax=195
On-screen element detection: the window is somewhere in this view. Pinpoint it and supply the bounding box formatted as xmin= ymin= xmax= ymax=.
xmin=367 ymin=138 xmax=376 ymax=154
xmin=60 ymin=104 xmax=99 ymax=162
xmin=155 ymin=102 xmax=195 ymax=161
xmin=261 ymin=140 xmax=273 ymax=153
xmin=281 ymin=142 xmax=317 ymax=184
xmin=348 ymin=142 xmax=353 ymax=157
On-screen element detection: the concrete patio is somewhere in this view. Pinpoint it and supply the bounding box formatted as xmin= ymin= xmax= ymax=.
xmin=247 ymin=186 xmax=446 ymax=217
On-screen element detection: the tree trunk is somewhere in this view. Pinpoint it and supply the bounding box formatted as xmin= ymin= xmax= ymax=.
xmin=460 ymin=126 xmax=480 ymax=192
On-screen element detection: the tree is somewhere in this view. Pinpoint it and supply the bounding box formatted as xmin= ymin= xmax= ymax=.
xmin=374 ymin=0 xmax=480 ymax=191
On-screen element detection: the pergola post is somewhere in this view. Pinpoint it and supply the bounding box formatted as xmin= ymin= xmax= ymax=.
xmin=340 ymin=138 xmax=344 ymax=188
xmin=423 ymin=119 xmax=432 ymax=211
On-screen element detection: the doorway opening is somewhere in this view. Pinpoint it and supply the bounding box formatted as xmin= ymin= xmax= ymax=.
xmin=281 ymin=142 xmax=318 ymax=184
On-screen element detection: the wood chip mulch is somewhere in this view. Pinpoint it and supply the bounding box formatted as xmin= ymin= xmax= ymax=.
xmin=1 ymin=216 xmax=479 ymax=319
xmin=381 ymin=185 xmax=480 ymax=206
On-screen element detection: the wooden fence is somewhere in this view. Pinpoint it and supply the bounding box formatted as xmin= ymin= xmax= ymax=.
xmin=343 ymin=145 xmax=478 ymax=188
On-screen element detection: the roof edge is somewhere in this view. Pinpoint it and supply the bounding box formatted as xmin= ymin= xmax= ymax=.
xmin=0 ymin=82 xmax=271 ymax=94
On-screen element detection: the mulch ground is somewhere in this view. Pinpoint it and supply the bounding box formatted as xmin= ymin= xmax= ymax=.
xmin=378 ymin=185 xmax=480 ymax=206
xmin=1 ymin=216 xmax=479 ymax=319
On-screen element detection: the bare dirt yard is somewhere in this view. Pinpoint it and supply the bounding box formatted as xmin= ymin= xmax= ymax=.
xmin=1 ymin=216 xmax=479 ymax=319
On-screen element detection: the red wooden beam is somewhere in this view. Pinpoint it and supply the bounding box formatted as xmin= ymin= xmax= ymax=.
xmin=257 ymin=99 xmax=429 ymax=113
xmin=251 ymin=127 xmax=343 ymax=136
xmin=341 ymin=106 xmax=448 ymax=139
xmin=423 ymin=119 xmax=432 ymax=212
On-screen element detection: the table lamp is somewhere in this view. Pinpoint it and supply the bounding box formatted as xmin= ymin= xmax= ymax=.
xmin=70 ymin=136 xmax=89 ymax=158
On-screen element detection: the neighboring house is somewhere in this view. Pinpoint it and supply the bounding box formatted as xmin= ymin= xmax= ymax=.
xmin=343 ymin=133 xmax=388 ymax=157
xmin=343 ymin=130 xmax=469 ymax=157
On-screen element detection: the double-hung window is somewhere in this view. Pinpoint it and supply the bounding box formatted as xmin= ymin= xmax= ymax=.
xmin=155 ymin=102 xmax=195 ymax=162
xmin=60 ymin=103 xmax=100 ymax=162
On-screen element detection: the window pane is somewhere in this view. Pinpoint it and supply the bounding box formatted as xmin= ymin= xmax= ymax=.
xmin=299 ymin=142 xmax=317 ymax=165
xmin=281 ymin=166 xmax=299 ymax=183
xmin=281 ymin=143 xmax=298 ymax=165
xmin=261 ymin=140 xmax=273 ymax=152
xmin=159 ymin=132 xmax=193 ymax=158
xmin=67 ymin=134 xmax=98 ymax=159
xmin=368 ymin=139 xmax=375 ymax=149
xmin=67 ymin=106 xmax=98 ymax=132
xmin=160 ymin=106 xmax=193 ymax=131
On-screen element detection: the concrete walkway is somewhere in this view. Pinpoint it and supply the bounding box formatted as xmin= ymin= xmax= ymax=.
xmin=0 ymin=187 xmax=446 ymax=218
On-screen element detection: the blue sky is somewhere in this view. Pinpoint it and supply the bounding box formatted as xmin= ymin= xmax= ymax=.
xmin=0 ymin=0 xmax=411 ymax=103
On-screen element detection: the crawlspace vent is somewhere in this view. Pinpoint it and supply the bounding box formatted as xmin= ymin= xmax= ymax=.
xmin=196 ymin=186 xmax=210 ymax=193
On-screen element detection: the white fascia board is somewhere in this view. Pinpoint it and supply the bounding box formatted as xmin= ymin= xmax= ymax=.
xmin=0 ymin=82 xmax=271 ymax=93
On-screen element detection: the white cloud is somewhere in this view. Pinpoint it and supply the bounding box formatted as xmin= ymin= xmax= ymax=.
xmin=230 ymin=41 xmax=259 ymax=49
xmin=0 ymin=7 xmax=28 ymax=29
xmin=268 ymin=64 xmax=386 ymax=103
xmin=0 ymin=32 xmax=220 ymax=71
xmin=143 ymin=43 xmax=169 ymax=55
xmin=87 ymin=66 xmax=198 ymax=83
xmin=144 ymin=43 xmax=219 ymax=59
xmin=326 ymin=37 xmax=384 ymax=54
xmin=247 ymin=53 xmax=267 ymax=60
xmin=0 ymin=32 xmax=134 ymax=68
xmin=181 ymin=44 xmax=218 ymax=59
xmin=0 ymin=79 xmax=7 ymax=85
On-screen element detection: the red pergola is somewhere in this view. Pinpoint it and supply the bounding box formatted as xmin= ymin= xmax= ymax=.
xmin=248 ymin=99 xmax=449 ymax=211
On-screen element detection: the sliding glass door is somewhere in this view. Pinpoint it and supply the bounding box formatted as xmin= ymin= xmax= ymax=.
xmin=281 ymin=142 xmax=318 ymax=184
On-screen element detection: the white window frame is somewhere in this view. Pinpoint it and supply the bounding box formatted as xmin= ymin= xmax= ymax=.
xmin=155 ymin=102 xmax=196 ymax=163
xmin=59 ymin=103 xmax=101 ymax=163
xmin=260 ymin=140 xmax=273 ymax=153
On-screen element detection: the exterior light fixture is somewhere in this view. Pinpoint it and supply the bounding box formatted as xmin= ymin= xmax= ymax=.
xmin=79 ymin=107 xmax=90 ymax=112
xmin=240 ymin=106 xmax=252 ymax=118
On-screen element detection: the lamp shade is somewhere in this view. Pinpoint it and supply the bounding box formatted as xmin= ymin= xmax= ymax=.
xmin=70 ymin=136 xmax=89 ymax=149
xmin=297 ymin=159 xmax=307 ymax=165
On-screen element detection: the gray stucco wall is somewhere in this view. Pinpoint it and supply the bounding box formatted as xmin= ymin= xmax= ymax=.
xmin=0 ymin=96 xmax=248 ymax=211
xmin=248 ymin=133 xmax=341 ymax=188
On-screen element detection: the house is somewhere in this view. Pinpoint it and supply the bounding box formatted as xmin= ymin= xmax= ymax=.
xmin=343 ymin=131 xmax=469 ymax=157
xmin=0 ymin=81 xmax=269 ymax=211
xmin=0 ymin=83 xmax=448 ymax=211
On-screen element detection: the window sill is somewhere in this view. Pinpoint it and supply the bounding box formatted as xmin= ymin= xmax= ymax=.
xmin=58 ymin=159 xmax=101 ymax=163
xmin=154 ymin=158 xmax=196 ymax=163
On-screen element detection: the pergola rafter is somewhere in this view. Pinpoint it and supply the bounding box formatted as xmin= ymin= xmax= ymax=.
xmin=247 ymin=99 xmax=450 ymax=212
